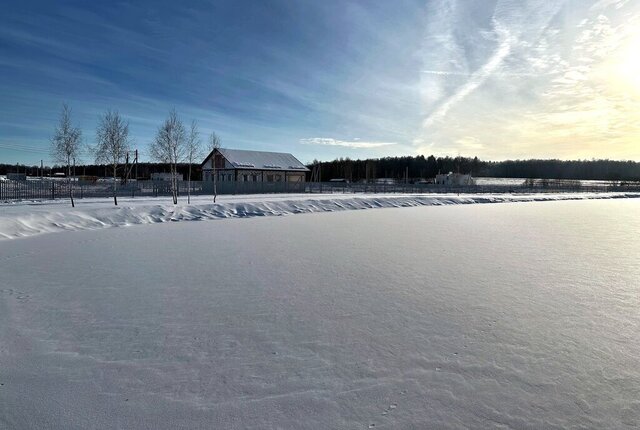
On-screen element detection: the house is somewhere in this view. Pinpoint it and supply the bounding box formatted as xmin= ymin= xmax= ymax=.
xmin=435 ymin=172 xmax=475 ymax=186
xmin=201 ymin=148 xmax=309 ymax=183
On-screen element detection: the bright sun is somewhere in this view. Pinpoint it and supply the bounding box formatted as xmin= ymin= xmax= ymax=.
xmin=615 ymin=32 xmax=640 ymax=94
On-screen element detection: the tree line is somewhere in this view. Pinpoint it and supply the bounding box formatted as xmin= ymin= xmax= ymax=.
xmin=1 ymin=162 xmax=205 ymax=181
xmin=309 ymin=155 xmax=640 ymax=182
xmin=5 ymin=153 xmax=640 ymax=188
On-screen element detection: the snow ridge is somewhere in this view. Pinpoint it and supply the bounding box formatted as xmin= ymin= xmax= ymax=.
xmin=1 ymin=193 xmax=638 ymax=240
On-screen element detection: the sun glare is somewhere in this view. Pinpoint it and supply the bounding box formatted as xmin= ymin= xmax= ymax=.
xmin=616 ymin=32 xmax=640 ymax=94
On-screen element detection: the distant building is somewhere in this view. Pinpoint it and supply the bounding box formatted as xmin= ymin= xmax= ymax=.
xmin=151 ymin=172 xmax=183 ymax=181
xmin=78 ymin=176 xmax=99 ymax=184
xmin=375 ymin=178 xmax=396 ymax=184
xmin=435 ymin=172 xmax=475 ymax=186
xmin=6 ymin=173 xmax=27 ymax=181
xmin=201 ymin=148 xmax=309 ymax=183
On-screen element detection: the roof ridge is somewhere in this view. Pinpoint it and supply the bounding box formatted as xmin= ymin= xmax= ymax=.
xmin=220 ymin=148 xmax=294 ymax=155
xmin=206 ymin=147 xmax=309 ymax=172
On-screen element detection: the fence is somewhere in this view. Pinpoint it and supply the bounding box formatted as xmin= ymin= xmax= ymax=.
xmin=1 ymin=179 xmax=639 ymax=202
xmin=0 ymin=179 xmax=307 ymax=201
xmin=305 ymin=182 xmax=640 ymax=194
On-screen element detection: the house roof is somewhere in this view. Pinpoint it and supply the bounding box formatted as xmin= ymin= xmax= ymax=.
xmin=202 ymin=148 xmax=310 ymax=172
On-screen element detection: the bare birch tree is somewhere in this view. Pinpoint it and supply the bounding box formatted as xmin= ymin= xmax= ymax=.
xmin=209 ymin=132 xmax=221 ymax=203
xmin=51 ymin=103 xmax=82 ymax=207
xmin=150 ymin=109 xmax=186 ymax=204
xmin=185 ymin=120 xmax=202 ymax=204
xmin=95 ymin=110 xmax=130 ymax=206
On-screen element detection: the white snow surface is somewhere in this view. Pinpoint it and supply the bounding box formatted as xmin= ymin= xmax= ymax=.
xmin=1 ymin=192 xmax=638 ymax=241
xmin=1 ymin=199 xmax=639 ymax=429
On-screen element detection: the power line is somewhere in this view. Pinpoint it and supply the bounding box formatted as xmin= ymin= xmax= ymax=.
xmin=0 ymin=144 xmax=45 ymax=154
xmin=0 ymin=142 xmax=148 ymax=155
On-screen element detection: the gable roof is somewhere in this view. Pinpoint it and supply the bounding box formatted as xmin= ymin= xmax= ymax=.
xmin=202 ymin=148 xmax=310 ymax=172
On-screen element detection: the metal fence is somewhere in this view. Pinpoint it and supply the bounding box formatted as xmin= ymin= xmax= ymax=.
xmin=306 ymin=182 xmax=640 ymax=194
xmin=1 ymin=179 xmax=639 ymax=202
xmin=0 ymin=179 xmax=308 ymax=201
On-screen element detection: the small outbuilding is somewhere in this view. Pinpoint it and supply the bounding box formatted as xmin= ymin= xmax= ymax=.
xmin=435 ymin=172 xmax=475 ymax=186
xmin=6 ymin=173 xmax=27 ymax=181
xmin=201 ymin=148 xmax=309 ymax=183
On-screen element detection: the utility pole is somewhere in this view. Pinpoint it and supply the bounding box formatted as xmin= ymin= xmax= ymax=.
xmin=40 ymin=160 xmax=43 ymax=180
xmin=135 ymin=149 xmax=138 ymax=180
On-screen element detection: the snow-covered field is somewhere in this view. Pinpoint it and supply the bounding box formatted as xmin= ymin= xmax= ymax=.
xmin=474 ymin=177 xmax=632 ymax=186
xmin=1 ymin=197 xmax=640 ymax=429
xmin=1 ymin=192 xmax=638 ymax=240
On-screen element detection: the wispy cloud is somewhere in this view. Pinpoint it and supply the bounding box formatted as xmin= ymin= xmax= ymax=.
xmin=420 ymin=0 xmax=567 ymax=130
xmin=300 ymin=138 xmax=397 ymax=149
xmin=422 ymin=23 xmax=514 ymax=128
xmin=421 ymin=70 xmax=535 ymax=77
xmin=516 ymin=8 xmax=640 ymax=158
xmin=414 ymin=0 xmax=640 ymax=160
xmin=590 ymin=0 xmax=630 ymax=11
xmin=2 ymin=0 xmax=640 ymax=164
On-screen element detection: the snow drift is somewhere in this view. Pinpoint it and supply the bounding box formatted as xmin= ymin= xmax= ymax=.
xmin=2 ymin=199 xmax=640 ymax=428
xmin=0 ymin=192 xmax=638 ymax=240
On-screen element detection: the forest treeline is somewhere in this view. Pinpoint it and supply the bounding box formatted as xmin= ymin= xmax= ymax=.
xmin=3 ymin=155 xmax=640 ymax=181
xmin=0 ymin=162 xmax=205 ymax=181
xmin=308 ymin=156 xmax=640 ymax=182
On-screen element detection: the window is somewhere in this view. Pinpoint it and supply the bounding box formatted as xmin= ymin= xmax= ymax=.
xmin=267 ymin=174 xmax=274 ymax=182
xmin=214 ymin=154 xmax=225 ymax=169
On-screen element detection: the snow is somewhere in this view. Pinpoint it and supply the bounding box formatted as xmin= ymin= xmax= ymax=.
xmin=474 ymin=177 xmax=633 ymax=186
xmin=1 ymin=192 xmax=638 ymax=240
xmin=1 ymin=199 xmax=640 ymax=429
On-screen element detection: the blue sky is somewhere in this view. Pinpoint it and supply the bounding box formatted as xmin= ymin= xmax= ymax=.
xmin=1 ymin=0 xmax=639 ymax=165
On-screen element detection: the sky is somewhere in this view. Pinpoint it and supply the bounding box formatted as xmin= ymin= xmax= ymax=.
xmin=1 ymin=0 xmax=639 ymax=165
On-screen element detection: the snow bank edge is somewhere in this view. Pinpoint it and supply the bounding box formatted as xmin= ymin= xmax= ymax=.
xmin=1 ymin=193 xmax=638 ymax=241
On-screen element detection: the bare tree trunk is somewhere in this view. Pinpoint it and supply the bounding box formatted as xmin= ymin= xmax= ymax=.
xmin=113 ymin=163 xmax=118 ymax=206
xmin=187 ymin=163 xmax=192 ymax=204
xmin=68 ymin=161 xmax=75 ymax=208
xmin=172 ymin=163 xmax=178 ymax=205
xmin=171 ymin=164 xmax=174 ymax=204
